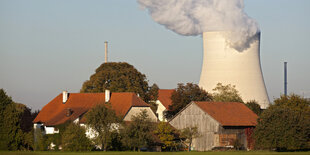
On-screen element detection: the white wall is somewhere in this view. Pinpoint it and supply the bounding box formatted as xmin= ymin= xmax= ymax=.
xmin=155 ymin=100 xmax=167 ymax=122
xmin=123 ymin=107 xmax=158 ymax=122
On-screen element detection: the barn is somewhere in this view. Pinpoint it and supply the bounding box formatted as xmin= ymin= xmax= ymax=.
xmin=169 ymin=101 xmax=258 ymax=151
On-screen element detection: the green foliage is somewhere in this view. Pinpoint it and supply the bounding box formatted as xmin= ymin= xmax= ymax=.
xmin=0 ymin=89 xmax=13 ymax=150
xmin=180 ymin=126 xmax=200 ymax=152
xmin=3 ymin=102 xmax=26 ymax=150
xmin=122 ymin=110 xmax=155 ymax=151
xmin=34 ymin=128 xmax=47 ymax=151
xmin=165 ymin=83 xmax=212 ymax=119
xmin=254 ymin=94 xmax=310 ymax=151
xmin=245 ymin=100 xmax=262 ymax=115
xmin=154 ymin=122 xmax=178 ymax=151
xmin=212 ymin=83 xmax=243 ymax=103
xmin=0 ymin=89 xmax=36 ymax=151
xmin=149 ymin=84 xmax=159 ymax=101
xmin=273 ymin=94 xmax=310 ymax=111
xmin=85 ymin=103 xmax=121 ymax=151
xmin=80 ymin=62 xmax=154 ymax=102
xmin=61 ymin=123 xmax=93 ymax=151
xmin=148 ymin=84 xmax=160 ymax=114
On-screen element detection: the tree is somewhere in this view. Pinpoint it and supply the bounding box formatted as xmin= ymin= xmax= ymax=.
xmin=154 ymin=122 xmax=177 ymax=151
xmin=0 ymin=89 xmax=13 ymax=150
xmin=34 ymin=128 xmax=46 ymax=151
xmin=165 ymin=83 xmax=212 ymax=119
xmin=148 ymin=84 xmax=159 ymax=113
xmin=80 ymin=62 xmax=153 ymax=102
xmin=254 ymin=94 xmax=310 ymax=151
xmin=245 ymin=100 xmax=262 ymax=115
xmin=0 ymin=89 xmax=37 ymax=151
xmin=85 ymin=103 xmax=121 ymax=151
xmin=61 ymin=123 xmax=93 ymax=151
xmin=180 ymin=126 xmax=200 ymax=152
xmin=122 ymin=110 xmax=154 ymax=151
xmin=212 ymin=83 xmax=243 ymax=102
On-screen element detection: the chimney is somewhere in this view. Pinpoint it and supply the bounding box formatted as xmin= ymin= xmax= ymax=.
xmin=63 ymin=91 xmax=68 ymax=104
xmin=105 ymin=41 xmax=108 ymax=63
xmin=284 ymin=62 xmax=288 ymax=96
xmin=105 ymin=90 xmax=110 ymax=102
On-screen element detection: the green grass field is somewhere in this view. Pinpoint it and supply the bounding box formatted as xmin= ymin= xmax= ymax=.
xmin=1 ymin=151 xmax=309 ymax=155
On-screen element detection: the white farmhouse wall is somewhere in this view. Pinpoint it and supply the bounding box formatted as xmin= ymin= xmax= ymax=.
xmin=155 ymin=100 xmax=167 ymax=122
xmin=45 ymin=126 xmax=59 ymax=134
xmin=123 ymin=107 xmax=158 ymax=122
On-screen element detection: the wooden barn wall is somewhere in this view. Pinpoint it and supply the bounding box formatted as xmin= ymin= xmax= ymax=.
xmin=169 ymin=103 xmax=221 ymax=151
xmin=218 ymin=126 xmax=248 ymax=148
xmin=169 ymin=103 xmax=249 ymax=151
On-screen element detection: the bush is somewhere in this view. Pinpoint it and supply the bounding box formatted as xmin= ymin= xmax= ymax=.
xmin=254 ymin=94 xmax=310 ymax=151
xmin=61 ymin=123 xmax=93 ymax=151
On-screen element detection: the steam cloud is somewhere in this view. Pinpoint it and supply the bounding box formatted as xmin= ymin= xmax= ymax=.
xmin=137 ymin=0 xmax=260 ymax=52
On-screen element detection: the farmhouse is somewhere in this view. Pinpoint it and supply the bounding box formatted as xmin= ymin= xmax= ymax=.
xmin=155 ymin=89 xmax=175 ymax=121
xmin=169 ymin=101 xmax=258 ymax=151
xmin=33 ymin=90 xmax=157 ymax=135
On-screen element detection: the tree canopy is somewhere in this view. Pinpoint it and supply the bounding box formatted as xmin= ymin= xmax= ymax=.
xmin=212 ymin=83 xmax=243 ymax=103
xmin=165 ymin=83 xmax=212 ymax=119
xmin=0 ymin=89 xmax=34 ymax=150
xmin=245 ymin=100 xmax=262 ymax=116
xmin=80 ymin=62 xmax=154 ymax=102
xmin=154 ymin=122 xmax=178 ymax=151
xmin=254 ymin=94 xmax=310 ymax=151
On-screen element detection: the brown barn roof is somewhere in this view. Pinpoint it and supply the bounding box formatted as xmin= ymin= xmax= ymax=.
xmin=195 ymin=102 xmax=258 ymax=126
xmin=158 ymin=89 xmax=175 ymax=109
xmin=33 ymin=92 xmax=149 ymax=126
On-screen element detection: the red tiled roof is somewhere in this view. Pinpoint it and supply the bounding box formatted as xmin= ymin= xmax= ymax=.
xmin=110 ymin=92 xmax=149 ymax=116
xmin=194 ymin=102 xmax=258 ymax=126
xmin=158 ymin=89 xmax=175 ymax=109
xmin=33 ymin=92 xmax=149 ymax=126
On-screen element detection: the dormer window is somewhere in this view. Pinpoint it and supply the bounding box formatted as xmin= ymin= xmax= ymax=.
xmin=66 ymin=108 xmax=73 ymax=117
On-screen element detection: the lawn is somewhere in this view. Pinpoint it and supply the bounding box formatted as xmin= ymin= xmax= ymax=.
xmin=1 ymin=151 xmax=309 ymax=155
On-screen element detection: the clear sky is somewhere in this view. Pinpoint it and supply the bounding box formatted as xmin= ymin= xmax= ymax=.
xmin=0 ymin=0 xmax=309 ymax=110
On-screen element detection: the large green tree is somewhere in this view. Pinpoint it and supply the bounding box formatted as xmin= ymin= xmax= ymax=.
xmin=122 ymin=110 xmax=154 ymax=151
xmin=212 ymin=83 xmax=243 ymax=103
xmin=85 ymin=103 xmax=121 ymax=151
xmin=0 ymin=89 xmax=13 ymax=149
xmin=80 ymin=62 xmax=154 ymax=102
xmin=165 ymin=83 xmax=212 ymax=119
xmin=254 ymin=94 xmax=310 ymax=151
xmin=0 ymin=89 xmax=33 ymax=150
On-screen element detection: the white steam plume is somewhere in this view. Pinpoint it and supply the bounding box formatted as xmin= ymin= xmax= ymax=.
xmin=137 ymin=0 xmax=260 ymax=52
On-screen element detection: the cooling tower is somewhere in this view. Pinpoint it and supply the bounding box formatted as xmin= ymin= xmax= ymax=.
xmin=199 ymin=31 xmax=270 ymax=109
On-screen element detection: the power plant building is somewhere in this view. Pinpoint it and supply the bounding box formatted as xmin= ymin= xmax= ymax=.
xmin=199 ymin=31 xmax=270 ymax=108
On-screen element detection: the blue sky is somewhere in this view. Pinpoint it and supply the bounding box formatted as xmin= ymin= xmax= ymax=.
xmin=0 ymin=0 xmax=309 ymax=110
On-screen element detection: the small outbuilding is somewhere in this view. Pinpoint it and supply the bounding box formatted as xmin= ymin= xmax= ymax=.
xmin=169 ymin=101 xmax=258 ymax=151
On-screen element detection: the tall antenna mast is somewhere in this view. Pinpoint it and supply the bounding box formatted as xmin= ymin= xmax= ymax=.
xmin=105 ymin=41 xmax=108 ymax=63
xmin=284 ymin=62 xmax=288 ymax=96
